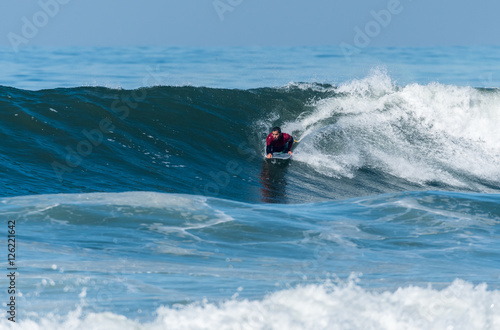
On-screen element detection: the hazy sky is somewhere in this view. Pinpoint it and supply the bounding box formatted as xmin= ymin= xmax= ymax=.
xmin=1 ymin=0 xmax=499 ymax=48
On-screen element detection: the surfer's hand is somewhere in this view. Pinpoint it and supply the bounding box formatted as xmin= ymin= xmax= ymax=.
xmin=267 ymin=153 xmax=273 ymax=159
xmin=288 ymin=151 xmax=293 ymax=155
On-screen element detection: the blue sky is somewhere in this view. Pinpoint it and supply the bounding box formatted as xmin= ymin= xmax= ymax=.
xmin=1 ymin=0 xmax=499 ymax=48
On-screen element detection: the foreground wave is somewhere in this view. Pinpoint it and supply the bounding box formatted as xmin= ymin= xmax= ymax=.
xmin=2 ymin=190 xmax=499 ymax=324
xmin=3 ymin=279 xmax=499 ymax=330
xmin=1 ymin=70 xmax=499 ymax=202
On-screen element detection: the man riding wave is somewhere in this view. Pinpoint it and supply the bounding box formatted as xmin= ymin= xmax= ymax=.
xmin=266 ymin=126 xmax=293 ymax=159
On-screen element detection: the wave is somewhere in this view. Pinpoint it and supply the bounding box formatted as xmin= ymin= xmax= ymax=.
xmin=3 ymin=279 xmax=499 ymax=330
xmin=4 ymin=190 xmax=499 ymax=287
xmin=1 ymin=69 xmax=500 ymax=202
xmin=3 ymin=190 xmax=499 ymax=327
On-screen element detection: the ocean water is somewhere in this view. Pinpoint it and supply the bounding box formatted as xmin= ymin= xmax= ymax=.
xmin=1 ymin=46 xmax=500 ymax=329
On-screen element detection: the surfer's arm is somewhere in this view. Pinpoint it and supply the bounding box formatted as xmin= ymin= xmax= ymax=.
xmin=266 ymin=136 xmax=273 ymax=155
xmin=266 ymin=144 xmax=272 ymax=154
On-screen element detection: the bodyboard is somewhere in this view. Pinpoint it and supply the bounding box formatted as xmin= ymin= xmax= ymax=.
xmin=266 ymin=152 xmax=291 ymax=160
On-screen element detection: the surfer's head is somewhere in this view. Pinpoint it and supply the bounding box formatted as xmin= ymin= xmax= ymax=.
xmin=271 ymin=127 xmax=281 ymax=140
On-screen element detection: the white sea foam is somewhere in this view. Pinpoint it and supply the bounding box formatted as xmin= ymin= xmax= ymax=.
xmin=1 ymin=191 xmax=205 ymax=210
xmin=291 ymin=69 xmax=500 ymax=188
xmin=1 ymin=192 xmax=233 ymax=221
xmin=3 ymin=279 xmax=499 ymax=330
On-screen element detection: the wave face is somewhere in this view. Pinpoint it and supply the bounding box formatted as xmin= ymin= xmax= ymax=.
xmin=1 ymin=70 xmax=499 ymax=202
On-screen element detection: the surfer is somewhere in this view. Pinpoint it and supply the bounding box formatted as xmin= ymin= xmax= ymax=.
xmin=266 ymin=127 xmax=294 ymax=159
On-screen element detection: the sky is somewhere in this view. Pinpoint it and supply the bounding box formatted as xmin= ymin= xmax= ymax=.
xmin=1 ymin=0 xmax=500 ymax=49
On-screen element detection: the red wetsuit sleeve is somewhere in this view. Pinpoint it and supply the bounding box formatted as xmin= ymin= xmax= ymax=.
xmin=266 ymin=134 xmax=273 ymax=146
